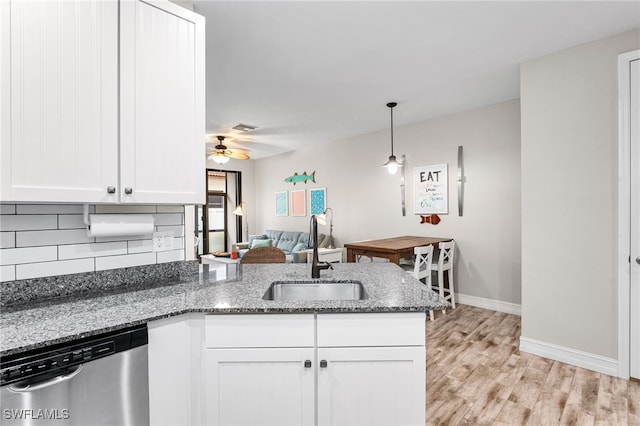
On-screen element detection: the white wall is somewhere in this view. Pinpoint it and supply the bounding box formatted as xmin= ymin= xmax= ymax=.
xmin=254 ymin=100 xmax=522 ymax=305
xmin=521 ymin=30 xmax=640 ymax=360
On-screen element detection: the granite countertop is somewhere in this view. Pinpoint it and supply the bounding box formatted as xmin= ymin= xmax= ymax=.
xmin=0 ymin=262 xmax=447 ymax=357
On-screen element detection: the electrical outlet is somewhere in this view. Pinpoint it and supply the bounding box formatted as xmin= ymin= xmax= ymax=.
xmin=153 ymin=231 xmax=174 ymax=252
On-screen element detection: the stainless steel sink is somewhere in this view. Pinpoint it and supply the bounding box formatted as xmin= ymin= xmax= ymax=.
xmin=263 ymin=280 xmax=367 ymax=301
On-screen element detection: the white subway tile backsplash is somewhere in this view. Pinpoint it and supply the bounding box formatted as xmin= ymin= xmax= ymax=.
xmin=157 ymin=249 xmax=185 ymax=263
xmin=59 ymin=242 xmax=127 ymax=260
xmin=1 ymin=232 xmax=15 ymax=249
xmin=128 ymin=239 xmax=153 ymax=254
xmin=95 ymin=252 xmax=157 ymax=271
xmin=95 ymin=234 xmax=149 ymax=243
xmin=156 ymin=225 xmax=184 ymax=235
xmin=16 ymin=258 xmax=94 ymax=280
xmin=0 ymin=215 xmax=57 ymax=231
xmin=0 ymin=246 xmax=58 ymax=265
xmin=154 ymin=213 xmax=183 ymax=226
xmin=1 ymin=265 xmax=16 ymax=282
xmin=58 ymin=214 xmax=86 ymax=229
xmin=0 ymin=205 xmax=16 ymax=215
xmin=16 ymin=204 xmax=86 ymax=214
xmin=156 ymin=205 xmax=185 ymax=213
xmin=95 ymin=205 xmax=157 ymax=214
xmin=1 ymin=203 xmax=186 ymax=282
xmin=17 ymin=229 xmax=93 ymax=247
xmin=174 ymin=237 xmax=185 ymax=250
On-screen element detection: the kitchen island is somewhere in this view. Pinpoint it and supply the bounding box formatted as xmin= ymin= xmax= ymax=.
xmin=1 ymin=262 xmax=446 ymax=426
xmin=0 ymin=262 xmax=445 ymax=356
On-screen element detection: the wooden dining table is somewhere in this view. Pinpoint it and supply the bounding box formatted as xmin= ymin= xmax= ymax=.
xmin=344 ymin=236 xmax=452 ymax=265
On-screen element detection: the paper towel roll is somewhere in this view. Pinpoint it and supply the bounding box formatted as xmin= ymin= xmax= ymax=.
xmin=88 ymin=214 xmax=155 ymax=237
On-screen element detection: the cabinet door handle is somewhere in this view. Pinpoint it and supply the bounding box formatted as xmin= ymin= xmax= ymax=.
xmin=124 ymin=187 xmax=133 ymax=195
xmin=320 ymin=360 xmax=328 ymax=368
xmin=636 ymin=257 xmax=640 ymax=265
xmin=107 ymin=186 xmax=116 ymax=194
xmin=304 ymin=360 xmax=312 ymax=368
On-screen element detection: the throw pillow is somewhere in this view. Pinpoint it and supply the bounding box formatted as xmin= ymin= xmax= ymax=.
xmin=247 ymin=234 xmax=268 ymax=247
xmin=292 ymin=242 xmax=306 ymax=253
xmin=251 ymin=238 xmax=272 ymax=249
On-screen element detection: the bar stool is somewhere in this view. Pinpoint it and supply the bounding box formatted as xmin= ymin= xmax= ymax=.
xmin=432 ymin=240 xmax=456 ymax=315
xmin=412 ymin=245 xmax=435 ymax=321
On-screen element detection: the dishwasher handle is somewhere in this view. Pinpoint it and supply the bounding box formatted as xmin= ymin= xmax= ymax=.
xmin=7 ymin=364 xmax=84 ymax=393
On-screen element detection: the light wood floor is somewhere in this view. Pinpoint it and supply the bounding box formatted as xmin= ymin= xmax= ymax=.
xmin=426 ymin=304 xmax=639 ymax=425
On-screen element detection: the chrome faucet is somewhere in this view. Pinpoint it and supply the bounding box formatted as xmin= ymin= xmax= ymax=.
xmin=309 ymin=214 xmax=333 ymax=278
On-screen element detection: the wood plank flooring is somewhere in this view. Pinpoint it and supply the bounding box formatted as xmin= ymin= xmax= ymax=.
xmin=426 ymin=304 xmax=639 ymax=425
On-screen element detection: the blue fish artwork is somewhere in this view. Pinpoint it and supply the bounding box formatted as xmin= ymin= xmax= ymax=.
xmin=285 ymin=171 xmax=316 ymax=185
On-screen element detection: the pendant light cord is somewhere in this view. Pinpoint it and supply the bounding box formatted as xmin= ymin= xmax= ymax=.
xmin=390 ymin=105 xmax=394 ymax=156
xmin=387 ymin=102 xmax=397 ymax=156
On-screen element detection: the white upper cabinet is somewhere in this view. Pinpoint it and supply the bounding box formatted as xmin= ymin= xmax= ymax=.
xmin=120 ymin=0 xmax=205 ymax=204
xmin=0 ymin=0 xmax=205 ymax=204
xmin=1 ymin=0 xmax=119 ymax=203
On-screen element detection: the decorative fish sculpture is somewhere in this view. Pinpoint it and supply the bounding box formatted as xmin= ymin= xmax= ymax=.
xmin=419 ymin=214 xmax=441 ymax=225
xmin=285 ymin=171 xmax=316 ymax=185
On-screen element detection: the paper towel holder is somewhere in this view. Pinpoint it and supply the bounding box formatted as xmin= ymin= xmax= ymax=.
xmin=83 ymin=204 xmax=155 ymax=238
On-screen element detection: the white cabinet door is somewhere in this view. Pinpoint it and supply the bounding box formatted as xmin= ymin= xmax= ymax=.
xmin=204 ymin=348 xmax=315 ymax=426
xmin=148 ymin=314 xmax=204 ymax=426
xmin=1 ymin=0 xmax=119 ymax=202
xmin=317 ymin=346 xmax=426 ymax=426
xmin=120 ymin=0 xmax=205 ymax=204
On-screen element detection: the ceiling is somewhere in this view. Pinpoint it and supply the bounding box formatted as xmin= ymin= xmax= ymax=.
xmin=193 ymin=1 xmax=640 ymax=159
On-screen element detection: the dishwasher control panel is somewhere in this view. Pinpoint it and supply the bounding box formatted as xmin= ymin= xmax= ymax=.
xmin=1 ymin=342 xmax=114 ymax=386
xmin=0 ymin=325 xmax=147 ymax=387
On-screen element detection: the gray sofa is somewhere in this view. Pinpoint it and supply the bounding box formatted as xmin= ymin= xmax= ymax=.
xmin=234 ymin=229 xmax=329 ymax=263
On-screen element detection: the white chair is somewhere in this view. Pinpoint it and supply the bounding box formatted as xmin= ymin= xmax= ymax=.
xmin=412 ymin=245 xmax=436 ymax=321
xmin=431 ymin=241 xmax=456 ymax=315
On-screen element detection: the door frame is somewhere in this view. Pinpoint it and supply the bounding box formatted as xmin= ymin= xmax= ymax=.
xmin=617 ymin=49 xmax=639 ymax=379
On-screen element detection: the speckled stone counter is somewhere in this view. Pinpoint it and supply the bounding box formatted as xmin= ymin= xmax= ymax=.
xmin=0 ymin=262 xmax=447 ymax=357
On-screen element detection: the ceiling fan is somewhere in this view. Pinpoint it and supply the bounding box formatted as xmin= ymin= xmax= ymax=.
xmin=206 ymin=135 xmax=251 ymax=164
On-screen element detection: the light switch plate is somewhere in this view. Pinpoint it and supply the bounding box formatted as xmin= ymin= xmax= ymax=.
xmin=153 ymin=231 xmax=174 ymax=252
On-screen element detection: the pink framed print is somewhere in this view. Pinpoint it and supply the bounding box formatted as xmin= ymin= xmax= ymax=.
xmin=290 ymin=189 xmax=306 ymax=216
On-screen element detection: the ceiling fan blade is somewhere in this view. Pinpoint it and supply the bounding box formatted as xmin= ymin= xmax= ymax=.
xmin=226 ymin=152 xmax=250 ymax=160
xmin=228 ymin=147 xmax=251 ymax=155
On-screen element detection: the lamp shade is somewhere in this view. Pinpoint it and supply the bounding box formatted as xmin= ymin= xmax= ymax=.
xmin=383 ymin=154 xmax=402 ymax=174
xmin=210 ymin=153 xmax=230 ymax=164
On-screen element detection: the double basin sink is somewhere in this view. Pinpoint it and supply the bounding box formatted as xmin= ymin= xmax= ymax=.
xmin=263 ymin=280 xmax=367 ymax=301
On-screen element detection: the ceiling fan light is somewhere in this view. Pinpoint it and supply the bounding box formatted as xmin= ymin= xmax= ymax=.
xmin=210 ymin=153 xmax=230 ymax=164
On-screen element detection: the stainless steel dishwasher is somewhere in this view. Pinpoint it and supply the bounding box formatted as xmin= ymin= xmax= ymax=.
xmin=1 ymin=325 xmax=149 ymax=426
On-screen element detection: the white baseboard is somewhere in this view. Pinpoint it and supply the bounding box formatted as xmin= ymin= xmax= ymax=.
xmin=519 ymin=337 xmax=619 ymax=377
xmin=456 ymin=293 xmax=522 ymax=316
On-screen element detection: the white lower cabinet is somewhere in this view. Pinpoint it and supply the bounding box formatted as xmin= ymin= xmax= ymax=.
xmin=316 ymin=346 xmax=425 ymax=426
xmin=204 ymin=348 xmax=315 ymax=426
xmin=203 ymin=312 xmax=426 ymax=426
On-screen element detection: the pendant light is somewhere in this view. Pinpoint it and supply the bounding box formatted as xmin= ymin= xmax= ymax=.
xmin=382 ymin=102 xmax=402 ymax=174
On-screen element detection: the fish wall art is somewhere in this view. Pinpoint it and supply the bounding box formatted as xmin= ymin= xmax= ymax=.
xmin=419 ymin=214 xmax=441 ymax=225
xmin=285 ymin=171 xmax=316 ymax=185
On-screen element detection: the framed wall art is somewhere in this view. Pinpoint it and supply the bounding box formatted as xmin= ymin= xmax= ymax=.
xmin=290 ymin=189 xmax=306 ymax=216
xmin=414 ymin=164 xmax=448 ymax=214
xmin=309 ymin=188 xmax=326 ymax=215
xmin=275 ymin=191 xmax=288 ymax=216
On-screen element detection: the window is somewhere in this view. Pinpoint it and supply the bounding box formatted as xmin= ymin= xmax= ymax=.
xmin=195 ymin=170 xmax=242 ymax=256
